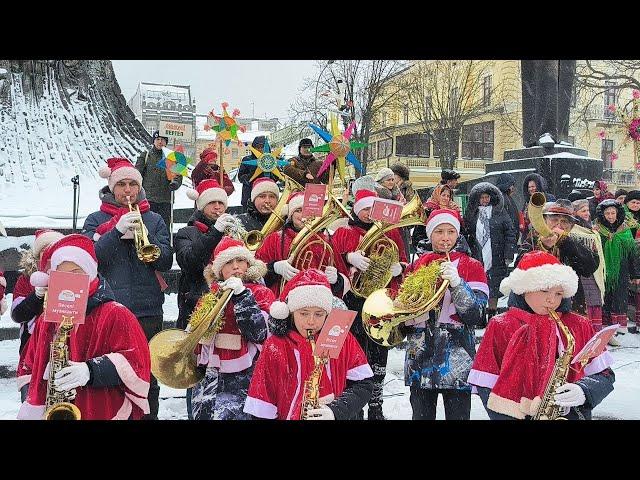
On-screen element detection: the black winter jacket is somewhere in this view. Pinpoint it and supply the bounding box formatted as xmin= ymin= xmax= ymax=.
xmin=174 ymin=210 xmax=225 ymax=329
xmin=82 ymin=188 xmax=173 ymax=318
xmin=135 ymin=148 xmax=182 ymax=204
xmin=236 ymin=201 xmax=271 ymax=232
xmin=463 ymin=182 xmax=517 ymax=271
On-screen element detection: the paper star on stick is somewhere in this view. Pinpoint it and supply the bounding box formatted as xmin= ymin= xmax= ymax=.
xmin=204 ymin=102 xmax=246 ymax=147
xmin=309 ymin=114 xmax=365 ymax=186
xmin=242 ymin=137 xmax=288 ymax=181
xmin=158 ymin=145 xmax=194 ymax=180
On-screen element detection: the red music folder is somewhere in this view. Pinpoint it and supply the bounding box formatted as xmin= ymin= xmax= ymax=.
xmin=302 ymin=184 xmax=327 ymax=218
xmin=315 ymin=309 xmax=358 ymax=359
xmin=43 ymin=271 xmax=90 ymax=325
xmin=370 ymin=198 xmax=403 ymax=223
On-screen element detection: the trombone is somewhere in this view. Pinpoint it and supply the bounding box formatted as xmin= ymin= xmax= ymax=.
xmin=126 ymin=195 xmax=161 ymax=263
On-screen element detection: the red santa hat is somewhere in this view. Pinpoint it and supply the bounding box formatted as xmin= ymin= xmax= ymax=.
xmin=209 ymin=236 xmax=265 ymax=280
xmin=30 ymin=234 xmax=99 ymax=287
xmin=199 ymin=147 xmax=218 ymax=164
xmin=424 ymin=208 xmax=461 ymax=239
xmin=353 ymin=189 xmax=377 ymax=216
xmin=251 ymin=177 xmax=280 ymax=202
xmin=270 ymin=268 xmax=334 ymax=319
xmin=281 ymin=191 xmax=305 ymax=218
xmin=32 ymin=229 xmax=64 ymax=258
xmin=186 ymin=178 xmax=228 ymax=210
xmin=499 ymin=251 xmax=578 ymax=298
xmin=99 ymin=157 xmax=143 ymax=192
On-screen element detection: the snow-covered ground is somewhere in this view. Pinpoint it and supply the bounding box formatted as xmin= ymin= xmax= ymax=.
xmin=1 ymin=293 xmax=638 ymax=420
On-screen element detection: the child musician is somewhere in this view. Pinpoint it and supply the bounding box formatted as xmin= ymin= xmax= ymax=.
xmin=469 ymin=251 xmax=615 ymax=420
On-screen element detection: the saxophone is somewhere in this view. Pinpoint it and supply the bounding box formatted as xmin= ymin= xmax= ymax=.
xmin=533 ymin=310 xmax=575 ymax=420
xmin=44 ymin=315 xmax=82 ymax=420
xmin=300 ymin=329 xmax=328 ymax=420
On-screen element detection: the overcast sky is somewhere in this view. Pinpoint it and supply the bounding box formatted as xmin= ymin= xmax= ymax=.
xmin=112 ymin=60 xmax=318 ymax=123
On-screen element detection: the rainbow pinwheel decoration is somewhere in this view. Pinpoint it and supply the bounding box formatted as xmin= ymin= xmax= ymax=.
xmin=242 ymin=137 xmax=288 ymax=181
xmin=310 ymin=114 xmax=365 ymax=186
xmin=158 ymin=146 xmax=194 ymax=180
xmin=204 ymin=102 xmax=246 ymax=147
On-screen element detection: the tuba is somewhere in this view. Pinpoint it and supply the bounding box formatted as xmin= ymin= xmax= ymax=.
xmin=244 ymin=176 xmax=303 ymax=252
xmin=533 ymin=310 xmax=575 ymax=420
xmin=362 ymin=251 xmax=451 ymax=347
xmin=127 ymin=196 xmax=161 ymax=263
xmin=44 ymin=314 xmax=82 ymax=420
xmin=350 ymin=194 xmax=427 ymax=298
xmin=280 ymin=190 xmax=351 ymax=291
xmin=148 ymin=286 xmax=233 ymax=389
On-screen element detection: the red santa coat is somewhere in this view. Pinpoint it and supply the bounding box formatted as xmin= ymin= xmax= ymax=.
xmin=17 ymin=299 xmax=151 ymax=420
xmin=332 ymin=224 xmax=408 ymax=292
xmin=197 ymin=282 xmax=275 ymax=373
xmin=13 ymin=274 xmax=37 ymax=391
xmin=255 ymin=226 xmax=336 ymax=297
xmin=244 ymin=330 xmax=373 ymax=420
xmin=468 ymin=307 xmax=614 ymax=419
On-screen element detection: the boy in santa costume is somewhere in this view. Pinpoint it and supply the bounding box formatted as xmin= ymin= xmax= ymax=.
xmin=191 ymin=237 xmax=275 ymax=420
xmin=331 ymin=188 xmax=407 ymax=420
xmin=243 ymin=269 xmax=373 ymax=420
xmin=403 ymin=209 xmax=488 ymax=420
xmin=468 ymin=251 xmax=615 ymax=420
xmin=17 ymin=234 xmax=151 ymax=420
xmin=256 ymin=191 xmax=346 ymax=298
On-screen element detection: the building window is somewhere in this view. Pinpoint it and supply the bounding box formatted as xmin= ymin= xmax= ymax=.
xmin=403 ymin=104 xmax=409 ymax=124
xmin=601 ymin=139 xmax=614 ymax=168
xmin=368 ymin=142 xmax=377 ymax=160
xmin=483 ymin=75 xmax=491 ymax=107
xmin=433 ymin=128 xmax=459 ymax=159
xmin=377 ymin=138 xmax=393 ymax=159
xmin=396 ymin=133 xmax=430 ymax=157
xmin=461 ymin=121 xmax=494 ymax=160
xmin=604 ymin=82 xmax=616 ymax=118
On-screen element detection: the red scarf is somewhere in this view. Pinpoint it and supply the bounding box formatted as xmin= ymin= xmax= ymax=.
xmin=96 ymin=199 xmax=151 ymax=237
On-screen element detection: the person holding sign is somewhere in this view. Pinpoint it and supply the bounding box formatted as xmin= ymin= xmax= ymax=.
xmin=403 ymin=209 xmax=488 ymax=420
xmin=244 ymin=269 xmax=373 ymax=420
xmin=256 ymin=191 xmax=345 ymax=298
xmin=331 ymin=189 xmax=407 ymax=420
xmin=469 ymin=251 xmax=615 ymax=420
xmin=17 ymin=234 xmax=151 ymax=420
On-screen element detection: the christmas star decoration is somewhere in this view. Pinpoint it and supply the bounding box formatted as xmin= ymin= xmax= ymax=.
xmin=204 ymin=102 xmax=246 ymax=147
xmin=242 ymin=137 xmax=289 ymax=181
xmin=157 ymin=145 xmax=194 ymax=180
xmin=310 ymin=113 xmax=365 ymax=186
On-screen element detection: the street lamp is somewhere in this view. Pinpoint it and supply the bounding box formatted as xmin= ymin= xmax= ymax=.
xmin=314 ymin=60 xmax=336 ymax=124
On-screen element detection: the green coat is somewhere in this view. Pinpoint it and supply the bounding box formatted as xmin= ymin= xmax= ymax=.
xmin=135 ymin=148 xmax=182 ymax=203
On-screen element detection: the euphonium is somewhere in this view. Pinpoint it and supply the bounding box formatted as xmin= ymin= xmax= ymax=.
xmin=280 ymin=191 xmax=351 ymax=291
xmin=533 ymin=310 xmax=575 ymax=420
xmin=44 ymin=315 xmax=81 ymax=420
xmin=362 ymin=251 xmax=451 ymax=347
xmin=126 ymin=195 xmax=161 ymax=263
xmin=244 ymin=176 xmax=303 ymax=251
xmin=528 ymin=192 xmax=554 ymax=238
xmin=148 ymin=286 xmax=233 ymax=389
xmin=351 ymin=194 xmax=427 ymax=298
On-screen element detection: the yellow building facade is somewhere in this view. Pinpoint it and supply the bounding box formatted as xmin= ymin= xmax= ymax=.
xmin=368 ymin=60 xmax=639 ymax=190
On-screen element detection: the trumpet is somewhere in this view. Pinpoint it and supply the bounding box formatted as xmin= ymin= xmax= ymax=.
xmin=126 ymin=196 xmax=161 ymax=263
xmin=362 ymin=251 xmax=451 ymax=347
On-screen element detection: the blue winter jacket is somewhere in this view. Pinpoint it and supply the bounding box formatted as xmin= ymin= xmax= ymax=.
xmin=82 ymin=187 xmax=173 ymax=318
